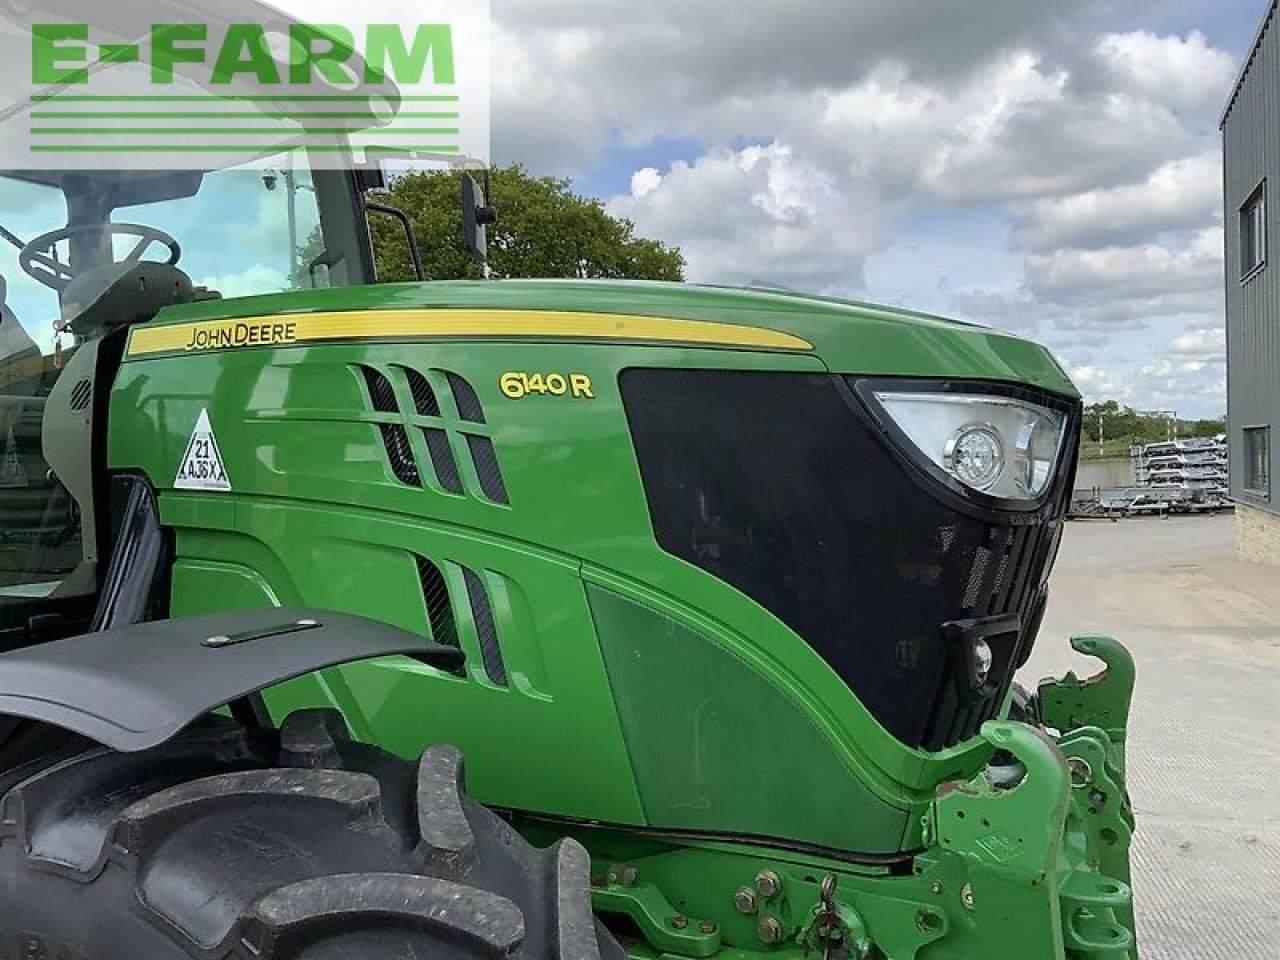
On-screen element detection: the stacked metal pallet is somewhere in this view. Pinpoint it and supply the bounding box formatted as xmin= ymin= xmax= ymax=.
xmin=1069 ymin=437 xmax=1232 ymax=518
xmin=1125 ymin=437 xmax=1230 ymax=512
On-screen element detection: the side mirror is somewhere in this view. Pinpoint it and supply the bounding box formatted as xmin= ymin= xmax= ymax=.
xmin=354 ymin=162 xmax=387 ymax=193
xmin=462 ymin=172 xmax=498 ymax=268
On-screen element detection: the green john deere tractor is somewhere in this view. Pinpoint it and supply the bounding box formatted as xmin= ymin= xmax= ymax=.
xmin=0 ymin=152 xmax=1138 ymax=960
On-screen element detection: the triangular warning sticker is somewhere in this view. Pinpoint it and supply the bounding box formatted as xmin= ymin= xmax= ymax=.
xmin=0 ymin=426 xmax=24 ymax=488
xmin=174 ymin=408 xmax=231 ymax=491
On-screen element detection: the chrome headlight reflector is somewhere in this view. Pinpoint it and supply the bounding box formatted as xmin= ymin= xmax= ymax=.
xmin=872 ymin=392 xmax=1068 ymax=501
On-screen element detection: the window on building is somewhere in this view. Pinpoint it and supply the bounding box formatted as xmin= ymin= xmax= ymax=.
xmin=1241 ymin=181 xmax=1267 ymax=278
xmin=1244 ymin=426 xmax=1270 ymax=494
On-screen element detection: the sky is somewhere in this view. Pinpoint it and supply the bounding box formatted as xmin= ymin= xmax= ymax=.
xmin=485 ymin=0 xmax=1269 ymax=419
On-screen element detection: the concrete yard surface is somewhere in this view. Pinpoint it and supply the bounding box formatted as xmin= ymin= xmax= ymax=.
xmin=1024 ymin=514 xmax=1278 ymax=960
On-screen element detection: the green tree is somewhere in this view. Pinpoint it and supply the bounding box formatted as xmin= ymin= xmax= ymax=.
xmin=368 ymin=164 xmax=684 ymax=282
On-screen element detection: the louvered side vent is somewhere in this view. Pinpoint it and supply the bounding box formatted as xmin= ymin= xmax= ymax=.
xmin=377 ymin=425 xmax=420 ymax=485
xmin=414 ymin=555 xmax=465 ymax=675
xmin=399 ymin=366 xmax=441 ymax=417
xmin=464 ymin=434 xmax=509 ymax=505
xmin=423 ymin=428 xmax=464 ymax=494
xmin=68 ymin=378 xmax=92 ymax=411
xmin=462 ymin=568 xmax=507 ymax=686
xmin=446 ymin=372 xmax=486 ymax=423
xmin=358 ymin=365 xmax=420 ymax=487
xmin=360 ymin=365 xmax=399 ymax=413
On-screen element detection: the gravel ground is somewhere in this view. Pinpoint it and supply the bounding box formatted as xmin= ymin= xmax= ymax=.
xmin=1022 ymin=513 xmax=1279 ymax=960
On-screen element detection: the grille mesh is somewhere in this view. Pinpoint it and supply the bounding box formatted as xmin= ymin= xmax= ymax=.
xmin=355 ymin=365 xmax=509 ymax=506
xmin=415 ymin=555 xmax=458 ymax=649
xmin=463 ymin=568 xmax=507 ymax=686
xmin=447 ymin=372 xmax=486 ymax=423
xmin=360 ymin=366 xmax=399 ymax=413
xmin=423 ymin=428 xmax=463 ymax=494
xmin=378 ymin=424 xmax=420 ymax=486
xmin=465 ymin=435 xmax=509 ymax=505
xmin=400 ymin=366 xmax=441 ymax=417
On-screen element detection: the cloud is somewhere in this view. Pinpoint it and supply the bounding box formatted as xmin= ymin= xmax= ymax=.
xmin=949 ymin=288 xmax=1051 ymax=337
xmin=490 ymin=20 xmax=610 ymax=171
xmin=1134 ymin=355 xmax=1227 ymax=415
xmin=489 ymin=2 xmax=1172 ymax=179
xmin=607 ymin=143 xmax=882 ymax=288
xmin=1011 ymin=152 xmax=1222 ymax=252
xmin=596 ymin=27 xmax=1227 ymax=301
xmin=1095 ymin=29 xmax=1237 ymax=115
xmin=1068 ymin=363 xmax=1135 ymax=402
xmin=1024 ymin=227 xmax=1224 ymax=323
xmin=910 ymin=54 xmax=1195 ymax=204
xmin=197 ymin=264 xmax=289 ymax=299
xmin=1168 ymin=321 xmax=1227 ymax=361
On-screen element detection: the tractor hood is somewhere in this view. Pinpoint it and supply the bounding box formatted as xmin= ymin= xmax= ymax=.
xmin=130 ymin=279 xmax=1078 ymax=396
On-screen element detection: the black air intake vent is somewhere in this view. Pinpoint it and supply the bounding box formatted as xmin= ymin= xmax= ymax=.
xmin=357 ymin=364 xmax=420 ymax=487
xmin=378 ymin=425 xmax=420 ymax=486
xmin=354 ymin=364 xmax=510 ymax=506
xmin=960 ymin=525 xmax=1038 ymax=618
xmin=447 ymin=372 xmax=486 ymax=423
xmin=360 ymin=366 xmax=399 ymax=413
xmin=465 ymin=435 xmax=509 ymax=505
xmin=399 ymin=366 xmax=441 ymax=417
xmin=411 ymin=554 xmax=508 ymax=686
xmin=423 ymin=428 xmax=463 ymax=495
xmin=463 ymin=568 xmax=507 ymax=686
xmin=413 ymin=554 xmax=464 ymax=677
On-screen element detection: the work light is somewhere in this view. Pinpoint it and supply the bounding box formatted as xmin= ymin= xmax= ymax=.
xmin=970 ymin=636 xmax=994 ymax=686
xmin=871 ymin=391 xmax=1067 ymax=501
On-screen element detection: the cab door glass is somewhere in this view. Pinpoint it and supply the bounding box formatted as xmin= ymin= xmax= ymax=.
xmin=0 ymin=177 xmax=83 ymax=603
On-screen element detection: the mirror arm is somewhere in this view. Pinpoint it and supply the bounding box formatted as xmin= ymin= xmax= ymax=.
xmin=364 ymin=201 xmax=425 ymax=282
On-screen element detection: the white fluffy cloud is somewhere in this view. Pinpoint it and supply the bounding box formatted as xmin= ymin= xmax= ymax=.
xmin=1012 ymin=152 xmax=1222 ymax=252
xmin=1069 ymin=363 xmax=1135 ymax=403
xmin=197 ymin=264 xmax=289 ymax=300
xmin=1025 ymin=227 xmax=1224 ymax=316
xmin=1095 ymin=29 xmax=1236 ymax=114
xmin=608 ymin=144 xmax=882 ymax=286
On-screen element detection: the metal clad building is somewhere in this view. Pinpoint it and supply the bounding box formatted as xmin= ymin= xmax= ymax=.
xmin=1223 ymin=0 xmax=1280 ymax=562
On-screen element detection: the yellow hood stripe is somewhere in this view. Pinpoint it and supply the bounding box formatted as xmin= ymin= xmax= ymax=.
xmin=126 ymin=308 xmax=813 ymax=356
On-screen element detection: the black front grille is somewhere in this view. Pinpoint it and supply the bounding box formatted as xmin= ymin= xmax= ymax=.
xmin=621 ymin=369 xmax=1077 ymax=750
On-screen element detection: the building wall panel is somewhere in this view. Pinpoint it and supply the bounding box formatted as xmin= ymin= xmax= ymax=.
xmin=1224 ymin=2 xmax=1280 ymax=516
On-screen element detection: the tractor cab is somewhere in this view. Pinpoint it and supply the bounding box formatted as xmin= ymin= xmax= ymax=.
xmin=0 ymin=152 xmax=380 ymax=644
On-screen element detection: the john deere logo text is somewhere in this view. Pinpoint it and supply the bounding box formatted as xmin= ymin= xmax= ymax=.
xmin=32 ymin=23 xmax=454 ymax=87
xmin=185 ymin=321 xmax=298 ymax=352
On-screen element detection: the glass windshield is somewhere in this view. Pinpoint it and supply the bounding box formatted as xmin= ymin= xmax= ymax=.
xmin=123 ymin=156 xmax=326 ymax=299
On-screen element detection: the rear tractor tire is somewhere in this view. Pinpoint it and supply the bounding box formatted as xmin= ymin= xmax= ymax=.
xmin=0 ymin=709 xmax=622 ymax=959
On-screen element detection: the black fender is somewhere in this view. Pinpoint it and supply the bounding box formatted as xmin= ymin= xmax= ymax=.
xmin=0 ymin=608 xmax=462 ymax=752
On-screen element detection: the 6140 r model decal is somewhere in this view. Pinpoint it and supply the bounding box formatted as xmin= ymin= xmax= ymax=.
xmin=499 ymin=372 xmax=594 ymax=400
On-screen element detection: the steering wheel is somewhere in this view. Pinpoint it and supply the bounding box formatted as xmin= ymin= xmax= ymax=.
xmin=19 ymin=223 xmax=181 ymax=292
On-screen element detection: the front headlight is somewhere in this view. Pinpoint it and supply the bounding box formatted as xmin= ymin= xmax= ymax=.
xmin=872 ymin=392 xmax=1067 ymax=500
